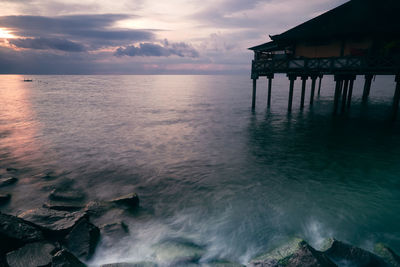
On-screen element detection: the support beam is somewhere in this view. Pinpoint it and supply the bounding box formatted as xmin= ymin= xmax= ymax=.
xmin=252 ymin=78 xmax=257 ymax=109
xmin=287 ymin=75 xmax=297 ymax=112
xmin=310 ymin=75 xmax=317 ymax=105
xmin=392 ymin=75 xmax=400 ymax=121
xmin=362 ymin=74 xmax=373 ymax=102
xmin=317 ymin=75 xmax=323 ymax=95
xmin=300 ymin=76 xmax=308 ymax=109
xmin=341 ymin=79 xmax=349 ymax=112
xmin=267 ymin=74 xmax=274 ymax=108
xmin=333 ymin=75 xmax=343 ymax=115
xmin=347 ymin=76 xmax=355 ymax=108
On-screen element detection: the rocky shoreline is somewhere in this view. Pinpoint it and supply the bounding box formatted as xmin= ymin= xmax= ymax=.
xmin=1 ymin=167 xmax=400 ymax=267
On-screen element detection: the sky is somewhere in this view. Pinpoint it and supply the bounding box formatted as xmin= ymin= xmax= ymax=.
xmin=0 ymin=0 xmax=348 ymax=74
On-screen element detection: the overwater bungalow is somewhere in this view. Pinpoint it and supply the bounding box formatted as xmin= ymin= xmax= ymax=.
xmin=249 ymin=0 xmax=400 ymax=117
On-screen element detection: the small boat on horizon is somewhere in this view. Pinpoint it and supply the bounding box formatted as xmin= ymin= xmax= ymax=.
xmin=23 ymin=78 xmax=33 ymax=82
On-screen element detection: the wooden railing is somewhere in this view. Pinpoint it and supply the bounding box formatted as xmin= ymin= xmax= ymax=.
xmin=251 ymin=56 xmax=400 ymax=78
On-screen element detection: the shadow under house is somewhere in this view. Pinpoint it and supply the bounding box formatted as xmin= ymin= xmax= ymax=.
xmin=249 ymin=0 xmax=400 ymax=119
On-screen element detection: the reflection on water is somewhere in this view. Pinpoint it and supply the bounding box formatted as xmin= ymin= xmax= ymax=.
xmin=0 ymin=74 xmax=399 ymax=265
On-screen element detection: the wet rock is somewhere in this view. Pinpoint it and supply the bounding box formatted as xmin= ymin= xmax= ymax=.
xmin=110 ymin=193 xmax=140 ymax=209
xmin=0 ymin=212 xmax=44 ymax=253
xmin=0 ymin=254 xmax=7 ymax=267
xmin=100 ymin=221 xmax=129 ymax=248
xmin=323 ymin=238 xmax=386 ymax=267
xmin=43 ymin=200 xmax=83 ymax=211
xmin=49 ymin=188 xmax=85 ymax=202
xmin=101 ymin=262 xmax=157 ymax=267
xmin=0 ymin=177 xmax=18 ymax=187
xmin=65 ymin=218 xmax=100 ymax=260
xmin=205 ymin=260 xmax=245 ymax=267
xmin=84 ymin=201 xmax=112 ymax=217
xmin=5 ymin=168 xmax=17 ymax=173
xmin=52 ymin=249 xmax=87 ymax=267
xmin=0 ymin=194 xmax=10 ymax=204
xmin=153 ymin=238 xmax=206 ymax=265
xmin=249 ymin=238 xmax=336 ymax=267
xmin=18 ymin=208 xmax=87 ymax=236
xmin=6 ymin=241 xmax=56 ymax=267
xmin=374 ymin=243 xmax=400 ymax=267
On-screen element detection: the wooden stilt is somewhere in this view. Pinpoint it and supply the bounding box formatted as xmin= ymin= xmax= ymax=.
xmin=288 ymin=75 xmax=296 ymax=112
xmin=392 ymin=75 xmax=400 ymax=121
xmin=333 ymin=75 xmax=342 ymax=114
xmin=341 ymin=79 xmax=349 ymax=112
xmin=310 ymin=75 xmax=317 ymax=105
xmin=267 ymin=74 xmax=274 ymax=107
xmin=317 ymin=75 xmax=323 ymax=95
xmin=347 ymin=76 xmax=355 ymax=108
xmin=300 ymin=76 xmax=308 ymax=109
xmin=362 ymin=74 xmax=373 ymax=102
xmin=252 ymin=78 xmax=257 ymax=109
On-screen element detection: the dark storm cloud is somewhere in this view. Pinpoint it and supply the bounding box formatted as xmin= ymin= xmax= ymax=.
xmin=0 ymin=14 xmax=154 ymax=47
xmin=9 ymin=37 xmax=86 ymax=52
xmin=115 ymin=40 xmax=199 ymax=58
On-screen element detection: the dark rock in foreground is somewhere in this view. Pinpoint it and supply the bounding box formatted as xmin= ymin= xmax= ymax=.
xmin=6 ymin=241 xmax=56 ymax=267
xmin=18 ymin=208 xmax=87 ymax=236
xmin=0 ymin=194 xmax=11 ymax=204
xmin=0 ymin=212 xmax=44 ymax=253
xmin=65 ymin=218 xmax=100 ymax=260
xmin=52 ymin=249 xmax=87 ymax=267
xmin=110 ymin=193 xmax=140 ymax=209
xmin=0 ymin=177 xmax=18 ymax=188
xmin=374 ymin=243 xmax=400 ymax=267
xmin=323 ymin=238 xmax=387 ymax=267
xmin=101 ymin=262 xmax=157 ymax=267
xmin=249 ymin=238 xmax=336 ymax=267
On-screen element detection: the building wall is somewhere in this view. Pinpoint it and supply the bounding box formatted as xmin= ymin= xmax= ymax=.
xmin=294 ymin=38 xmax=373 ymax=58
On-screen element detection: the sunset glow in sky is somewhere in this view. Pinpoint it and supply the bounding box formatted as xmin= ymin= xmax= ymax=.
xmin=0 ymin=0 xmax=347 ymax=74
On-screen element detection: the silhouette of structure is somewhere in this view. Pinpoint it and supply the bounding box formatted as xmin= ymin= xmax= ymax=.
xmin=249 ymin=0 xmax=400 ymax=118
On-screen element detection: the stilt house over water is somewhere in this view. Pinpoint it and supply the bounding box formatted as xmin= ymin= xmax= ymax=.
xmin=249 ymin=0 xmax=400 ymax=118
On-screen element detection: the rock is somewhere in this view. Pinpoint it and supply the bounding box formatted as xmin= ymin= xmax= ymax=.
xmin=0 ymin=194 xmax=10 ymax=204
xmin=65 ymin=218 xmax=100 ymax=260
xmin=52 ymin=249 xmax=87 ymax=267
xmin=6 ymin=241 xmax=56 ymax=267
xmin=110 ymin=193 xmax=140 ymax=209
xmin=204 ymin=260 xmax=245 ymax=267
xmin=0 ymin=177 xmax=18 ymax=187
xmin=323 ymin=238 xmax=386 ymax=267
xmin=84 ymin=201 xmax=112 ymax=217
xmin=0 ymin=212 xmax=44 ymax=253
xmin=101 ymin=262 xmax=157 ymax=267
xmin=249 ymin=238 xmax=336 ymax=267
xmin=5 ymin=168 xmax=17 ymax=173
xmin=374 ymin=243 xmax=400 ymax=267
xmin=43 ymin=200 xmax=83 ymax=211
xmin=18 ymin=208 xmax=87 ymax=236
xmin=153 ymin=238 xmax=206 ymax=265
xmin=0 ymin=254 xmax=8 ymax=267
xmin=100 ymin=221 xmax=129 ymax=248
xmin=49 ymin=188 xmax=85 ymax=202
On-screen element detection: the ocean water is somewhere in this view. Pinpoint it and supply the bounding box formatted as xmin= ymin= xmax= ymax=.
xmin=0 ymin=74 xmax=399 ymax=265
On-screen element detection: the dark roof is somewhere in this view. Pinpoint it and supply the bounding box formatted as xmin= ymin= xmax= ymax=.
xmin=248 ymin=41 xmax=285 ymax=51
xmin=250 ymin=0 xmax=400 ymax=51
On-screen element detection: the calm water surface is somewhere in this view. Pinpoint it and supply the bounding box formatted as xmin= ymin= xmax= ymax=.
xmin=0 ymin=74 xmax=399 ymax=265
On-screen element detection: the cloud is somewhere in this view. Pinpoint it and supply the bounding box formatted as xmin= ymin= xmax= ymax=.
xmin=9 ymin=37 xmax=86 ymax=52
xmin=115 ymin=40 xmax=199 ymax=58
xmin=0 ymin=14 xmax=154 ymax=48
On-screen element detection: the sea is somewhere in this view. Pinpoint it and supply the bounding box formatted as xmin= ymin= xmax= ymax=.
xmin=0 ymin=74 xmax=399 ymax=265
